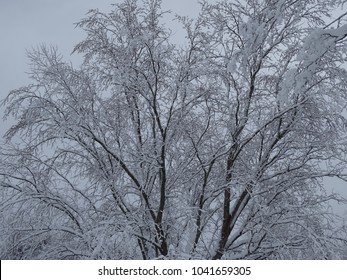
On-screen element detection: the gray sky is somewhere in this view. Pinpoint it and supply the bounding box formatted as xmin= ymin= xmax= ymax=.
xmin=0 ymin=0 xmax=199 ymax=132
xmin=0 ymin=0 xmax=346 ymax=215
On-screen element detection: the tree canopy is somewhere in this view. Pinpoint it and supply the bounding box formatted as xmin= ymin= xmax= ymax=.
xmin=1 ymin=0 xmax=347 ymax=259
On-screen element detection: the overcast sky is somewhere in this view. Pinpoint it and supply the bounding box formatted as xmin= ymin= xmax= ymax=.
xmin=0 ymin=0 xmax=346 ymax=215
xmin=0 ymin=0 xmax=199 ymax=133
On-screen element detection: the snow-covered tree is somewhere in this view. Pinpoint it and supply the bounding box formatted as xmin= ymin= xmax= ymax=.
xmin=1 ymin=0 xmax=347 ymax=259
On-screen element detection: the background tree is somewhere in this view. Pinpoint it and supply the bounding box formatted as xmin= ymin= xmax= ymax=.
xmin=1 ymin=0 xmax=347 ymax=259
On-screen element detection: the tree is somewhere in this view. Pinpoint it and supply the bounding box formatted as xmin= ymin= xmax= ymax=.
xmin=1 ymin=0 xmax=347 ymax=259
